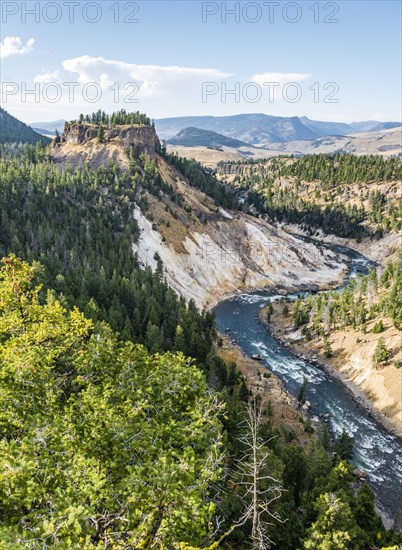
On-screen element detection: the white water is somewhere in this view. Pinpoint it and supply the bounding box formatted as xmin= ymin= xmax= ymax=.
xmin=214 ymin=242 xmax=402 ymax=522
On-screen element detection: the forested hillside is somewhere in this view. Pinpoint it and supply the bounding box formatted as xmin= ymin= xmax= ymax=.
xmin=2 ymin=255 xmax=401 ymax=549
xmin=1 ymin=117 xmax=401 ymax=548
xmin=292 ymin=255 xmax=402 ymax=339
xmin=0 ymin=108 xmax=51 ymax=146
xmin=0 ymin=142 xmax=214 ymax=360
xmin=163 ymin=151 xmax=238 ymax=209
xmin=290 ymin=255 xmax=402 ymax=371
xmin=218 ymin=155 xmax=402 ymax=237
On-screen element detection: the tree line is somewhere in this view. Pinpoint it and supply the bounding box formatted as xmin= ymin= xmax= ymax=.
xmin=71 ymin=109 xmax=152 ymax=127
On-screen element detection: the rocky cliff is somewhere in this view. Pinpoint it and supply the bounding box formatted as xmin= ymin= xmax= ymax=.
xmin=53 ymin=122 xmax=160 ymax=169
xmin=51 ymin=124 xmax=349 ymax=308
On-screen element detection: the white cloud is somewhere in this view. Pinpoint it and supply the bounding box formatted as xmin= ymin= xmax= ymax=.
xmin=251 ymin=72 xmax=310 ymax=87
xmin=61 ymin=54 xmax=232 ymax=96
xmin=34 ymin=70 xmax=61 ymax=84
xmin=0 ymin=36 xmax=34 ymax=59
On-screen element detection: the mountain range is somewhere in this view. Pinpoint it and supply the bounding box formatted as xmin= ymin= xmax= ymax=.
xmin=8 ymin=111 xmax=402 ymax=150
xmin=155 ymin=114 xmax=401 ymax=147
xmin=30 ymin=119 xmax=66 ymax=138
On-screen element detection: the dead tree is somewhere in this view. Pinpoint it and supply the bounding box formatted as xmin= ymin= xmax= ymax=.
xmin=236 ymin=399 xmax=284 ymax=549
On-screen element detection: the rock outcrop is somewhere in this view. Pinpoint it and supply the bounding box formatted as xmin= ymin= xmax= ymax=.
xmin=53 ymin=122 xmax=160 ymax=169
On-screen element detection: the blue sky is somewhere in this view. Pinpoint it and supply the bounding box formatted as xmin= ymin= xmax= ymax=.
xmin=1 ymin=1 xmax=401 ymax=123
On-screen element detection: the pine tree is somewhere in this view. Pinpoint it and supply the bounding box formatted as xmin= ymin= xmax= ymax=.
xmin=304 ymin=493 xmax=364 ymax=549
xmin=323 ymin=336 xmax=333 ymax=358
xmin=97 ymin=124 xmax=105 ymax=143
xmin=333 ymin=429 xmax=354 ymax=460
xmin=373 ymin=337 xmax=390 ymax=366
xmin=372 ymin=319 xmax=384 ymax=333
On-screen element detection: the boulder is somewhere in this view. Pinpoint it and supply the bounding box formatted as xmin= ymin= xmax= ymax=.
xmin=353 ymin=468 xmax=368 ymax=479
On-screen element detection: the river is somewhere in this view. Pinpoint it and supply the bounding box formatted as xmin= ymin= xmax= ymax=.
xmin=214 ymin=241 xmax=402 ymax=523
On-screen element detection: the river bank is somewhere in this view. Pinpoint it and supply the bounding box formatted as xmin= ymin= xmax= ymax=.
xmin=206 ymin=271 xmax=348 ymax=312
xmin=281 ymin=224 xmax=402 ymax=267
xmin=216 ymin=334 xmax=401 ymax=530
xmin=216 ymin=333 xmax=315 ymax=443
xmin=213 ymin=238 xmax=402 ymax=526
xmin=259 ymin=303 xmax=402 ymax=441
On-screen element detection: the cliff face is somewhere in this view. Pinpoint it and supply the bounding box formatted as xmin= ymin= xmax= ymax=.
xmin=218 ymin=163 xmax=255 ymax=177
xmin=52 ymin=122 xmax=160 ymax=169
xmin=133 ymin=155 xmax=349 ymax=308
xmin=51 ymin=125 xmax=349 ymax=308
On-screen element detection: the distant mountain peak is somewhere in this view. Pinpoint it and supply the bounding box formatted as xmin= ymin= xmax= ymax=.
xmin=167 ymin=127 xmax=249 ymax=148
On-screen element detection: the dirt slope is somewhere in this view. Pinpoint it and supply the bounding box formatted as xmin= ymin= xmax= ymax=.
xmin=52 ymin=123 xmax=350 ymax=309
xmin=266 ymin=303 xmax=402 ymax=437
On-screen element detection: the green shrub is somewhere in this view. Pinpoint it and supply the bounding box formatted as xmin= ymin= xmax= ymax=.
xmin=372 ymin=319 xmax=384 ymax=333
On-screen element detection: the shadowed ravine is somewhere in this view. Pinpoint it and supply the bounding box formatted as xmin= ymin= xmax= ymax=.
xmin=214 ymin=242 xmax=402 ymax=524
